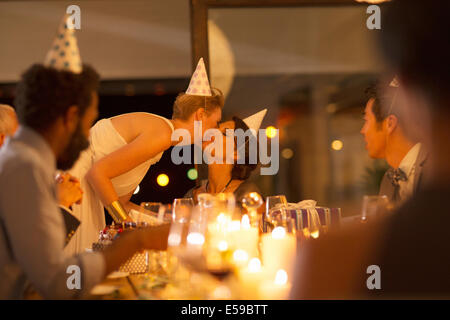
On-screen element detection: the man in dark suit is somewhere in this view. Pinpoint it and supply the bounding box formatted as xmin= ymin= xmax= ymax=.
xmin=291 ymin=0 xmax=450 ymax=299
xmin=361 ymin=82 xmax=428 ymax=205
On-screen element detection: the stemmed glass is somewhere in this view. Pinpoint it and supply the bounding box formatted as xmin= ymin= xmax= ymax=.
xmin=140 ymin=202 xmax=162 ymax=214
xmin=361 ymin=195 xmax=389 ymax=222
xmin=168 ymin=199 xmax=207 ymax=270
xmin=241 ymin=192 xmax=264 ymax=228
xmin=172 ymin=198 xmax=194 ymax=223
xmin=265 ymin=195 xmax=288 ymax=232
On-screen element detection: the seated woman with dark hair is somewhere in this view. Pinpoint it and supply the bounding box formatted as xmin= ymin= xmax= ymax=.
xmin=185 ymin=109 xmax=267 ymax=209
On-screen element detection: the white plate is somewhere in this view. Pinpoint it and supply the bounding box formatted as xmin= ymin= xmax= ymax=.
xmin=90 ymin=284 xmax=119 ymax=295
xmin=107 ymin=271 xmax=130 ymax=279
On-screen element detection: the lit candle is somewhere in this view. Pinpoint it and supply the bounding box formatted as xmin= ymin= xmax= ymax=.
xmin=186 ymin=232 xmax=205 ymax=254
xmin=238 ymin=258 xmax=266 ymax=299
xmin=259 ymin=269 xmax=292 ymax=300
xmin=232 ymin=249 xmax=249 ymax=268
xmin=207 ymin=213 xmax=231 ymax=251
xmin=228 ymin=216 xmax=259 ymax=257
xmin=261 ymin=227 xmax=297 ymax=277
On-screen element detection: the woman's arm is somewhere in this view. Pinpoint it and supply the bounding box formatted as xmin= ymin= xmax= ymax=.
xmin=86 ymin=122 xmax=172 ymax=207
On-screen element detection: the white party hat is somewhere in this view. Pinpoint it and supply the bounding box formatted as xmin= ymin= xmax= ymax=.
xmin=235 ymin=108 xmax=267 ymax=156
xmin=243 ymin=108 xmax=267 ymax=133
xmin=44 ymin=14 xmax=82 ymax=74
xmin=186 ymin=58 xmax=212 ymax=96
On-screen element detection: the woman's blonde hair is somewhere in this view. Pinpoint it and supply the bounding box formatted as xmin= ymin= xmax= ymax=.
xmin=172 ymin=87 xmax=224 ymax=120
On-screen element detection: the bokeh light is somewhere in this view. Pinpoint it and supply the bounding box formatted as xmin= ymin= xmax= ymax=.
xmin=331 ymin=139 xmax=344 ymax=151
xmin=156 ymin=173 xmax=169 ymax=187
xmin=187 ymin=168 xmax=198 ymax=180
xmin=281 ymin=148 xmax=294 ymax=159
xmin=265 ymin=126 xmax=278 ymax=139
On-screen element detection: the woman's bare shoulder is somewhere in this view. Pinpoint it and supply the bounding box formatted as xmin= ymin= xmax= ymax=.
xmin=110 ymin=112 xmax=173 ymax=143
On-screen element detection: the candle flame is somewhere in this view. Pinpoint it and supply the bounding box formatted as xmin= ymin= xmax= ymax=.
xmin=168 ymin=233 xmax=181 ymax=246
xmin=228 ymin=220 xmax=241 ymax=232
xmin=233 ymin=249 xmax=249 ymax=262
xmin=218 ymin=240 xmax=228 ymax=251
xmin=248 ymin=258 xmax=261 ymax=273
xmin=187 ymin=232 xmax=205 ymax=246
xmin=217 ymin=213 xmax=227 ymax=224
xmin=275 ymin=269 xmax=288 ymax=285
xmin=272 ymin=226 xmax=286 ymax=239
xmin=241 ymin=214 xmax=251 ymax=229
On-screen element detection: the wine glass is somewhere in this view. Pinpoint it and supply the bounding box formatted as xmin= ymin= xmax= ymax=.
xmin=197 ymin=193 xmax=215 ymax=209
xmin=265 ymin=195 xmax=288 ymax=232
xmin=172 ymin=198 xmax=194 ymax=223
xmin=168 ymin=198 xmax=194 ymax=272
xmin=168 ymin=203 xmax=211 ymax=281
xmin=140 ymin=202 xmax=162 ymax=215
xmin=241 ymin=192 xmax=264 ymax=227
xmin=361 ymin=195 xmax=389 ymax=222
xmin=214 ymin=193 xmax=236 ymax=216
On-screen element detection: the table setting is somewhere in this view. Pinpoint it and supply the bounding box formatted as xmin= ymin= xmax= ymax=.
xmin=88 ymin=191 xmax=349 ymax=300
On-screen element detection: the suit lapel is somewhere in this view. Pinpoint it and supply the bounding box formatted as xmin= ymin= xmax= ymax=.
xmin=413 ymin=147 xmax=429 ymax=193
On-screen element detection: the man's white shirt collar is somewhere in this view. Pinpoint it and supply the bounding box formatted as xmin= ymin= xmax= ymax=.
xmin=399 ymin=143 xmax=421 ymax=178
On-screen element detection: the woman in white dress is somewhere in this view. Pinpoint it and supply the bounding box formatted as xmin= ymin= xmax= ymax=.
xmin=65 ymin=88 xmax=224 ymax=254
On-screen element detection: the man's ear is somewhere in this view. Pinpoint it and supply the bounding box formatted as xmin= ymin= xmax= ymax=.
xmin=386 ymin=115 xmax=398 ymax=134
xmin=63 ymin=105 xmax=80 ymax=132
xmin=194 ymin=108 xmax=206 ymax=121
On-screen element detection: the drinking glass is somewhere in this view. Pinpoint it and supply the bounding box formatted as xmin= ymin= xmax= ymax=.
xmin=265 ymin=195 xmax=288 ymax=232
xmin=241 ymin=192 xmax=264 ymax=227
xmin=172 ymin=198 xmax=194 ymax=223
xmin=168 ymin=204 xmax=208 ymax=273
xmin=167 ymin=198 xmax=194 ymax=273
xmin=198 ymin=192 xmax=236 ymax=223
xmin=140 ymin=202 xmax=162 ymax=215
xmin=361 ymin=195 xmax=389 ymax=222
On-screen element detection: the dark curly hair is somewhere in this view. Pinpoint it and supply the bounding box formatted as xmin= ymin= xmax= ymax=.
xmin=14 ymin=64 xmax=100 ymax=132
xmin=231 ymin=116 xmax=259 ymax=180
